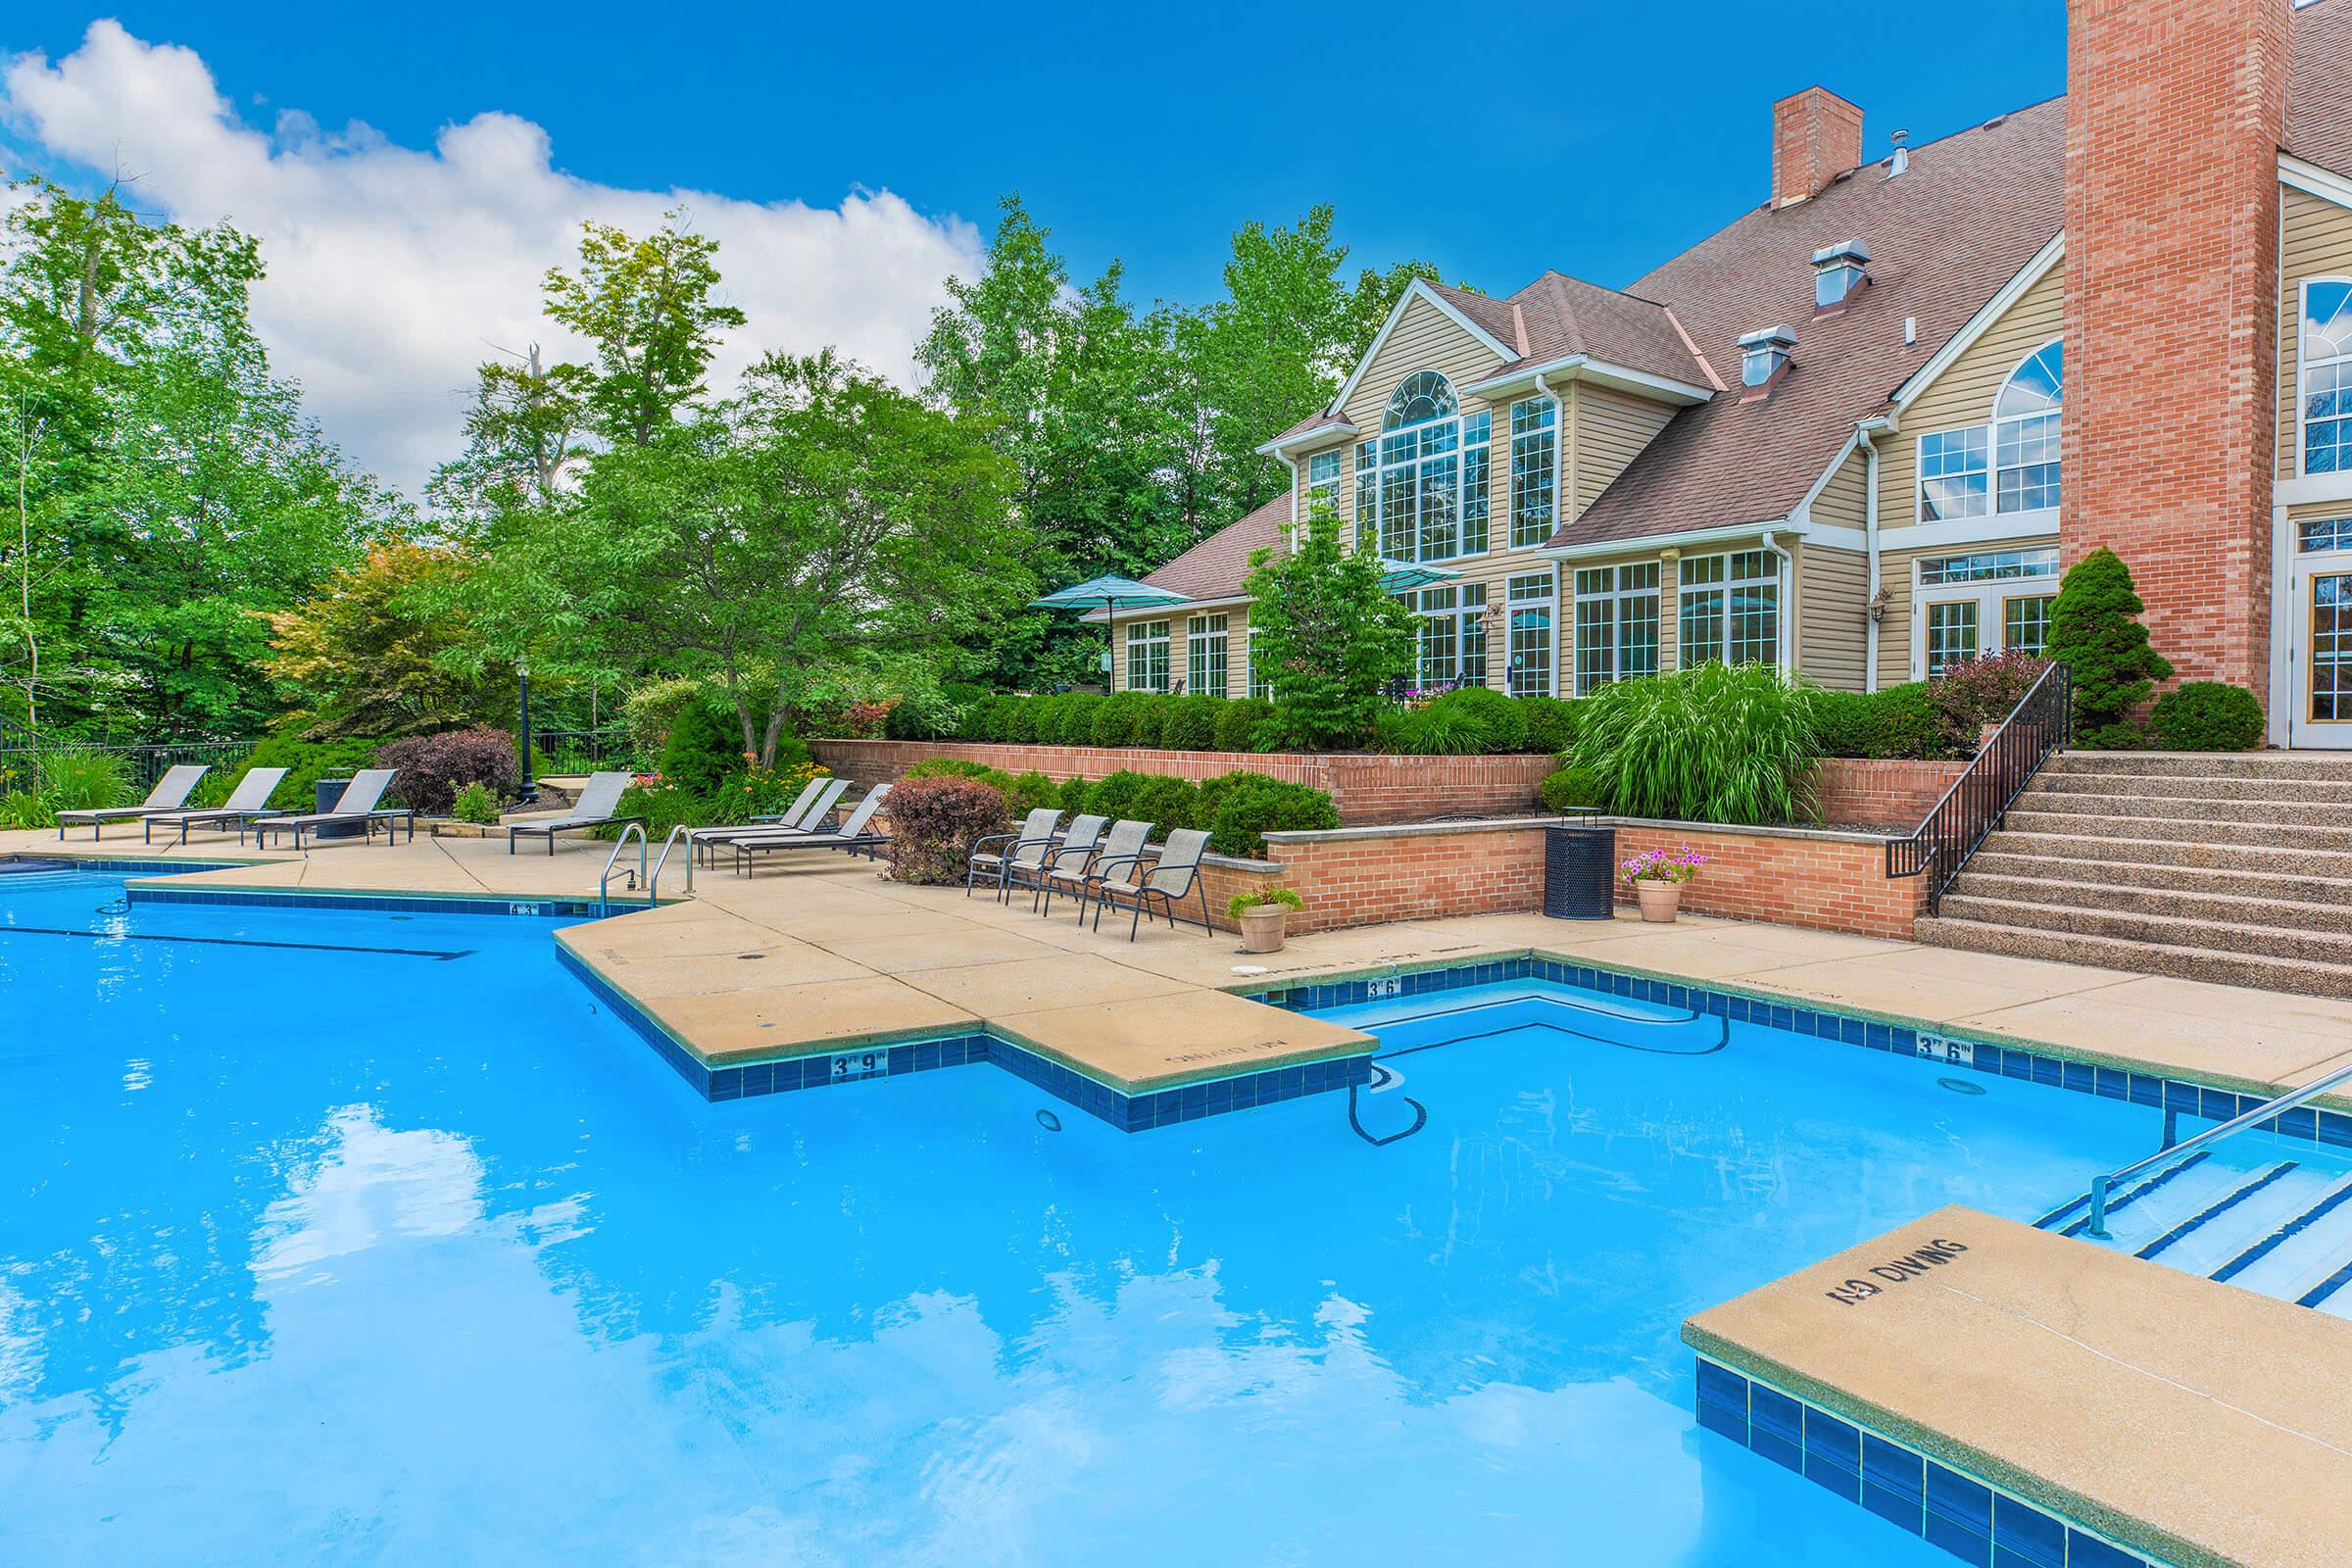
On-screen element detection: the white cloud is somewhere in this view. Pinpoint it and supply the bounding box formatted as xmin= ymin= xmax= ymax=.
xmin=1 ymin=21 xmax=983 ymax=495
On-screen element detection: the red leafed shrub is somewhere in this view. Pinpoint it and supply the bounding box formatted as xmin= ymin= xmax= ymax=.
xmin=1930 ymin=652 xmax=2051 ymax=748
xmin=373 ymin=728 xmax=520 ymax=815
xmin=883 ymin=775 xmax=1009 ymax=885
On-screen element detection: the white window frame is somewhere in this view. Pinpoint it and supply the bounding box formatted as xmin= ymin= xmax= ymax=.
xmin=1356 ymin=374 xmax=1492 ymax=564
xmin=1404 ymin=583 xmax=1488 ymax=690
xmin=1506 ymin=570 xmax=1557 ymax=697
xmin=1906 ymin=547 xmax=2061 ymax=680
xmin=1913 ymin=340 xmax=2065 ymax=529
xmin=2301 ymin=277 xmax=2352 ymax=478
xmin=1304 ymin=450 xmax=1343 ymax=519
xmin=1508 ymin=395 xmax=1560 ymax=549
xmin=1570 ymin=562 xmax=1661 ymax=695
xmin=1124 ymin=619 xmax=1170 ymax=693
xmin=1185 ymin=612 xmax=1228 ymax=698
xmin=1991 ymin=338 xmax=2063 ymax=518
xmin=1677 ymin=551 xmax=1780 ymax=669
xmin=1247 ymin=626 xmax=1273 ymax=700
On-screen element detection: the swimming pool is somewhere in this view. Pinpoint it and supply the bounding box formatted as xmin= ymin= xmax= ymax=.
xmin=0 ymin=869 xmax=2175 ymax=1565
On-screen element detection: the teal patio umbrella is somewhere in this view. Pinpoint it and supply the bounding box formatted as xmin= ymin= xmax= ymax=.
xmin=1378 ymin=559 xmax=1459 ymax=594
xmin=1030 ymin=574 xmax=1192 ymax=674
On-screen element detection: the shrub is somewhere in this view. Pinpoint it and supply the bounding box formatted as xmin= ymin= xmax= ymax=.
xmin=450 ymin=781 xmax=502 ymax=825
xmin=1931 ymin=653 xmax=2051 ymax=750
xmin=1244 ymin=511 xmax=1416 ymax=748
xmin=884 ymin=776 xmax=1009 ymax=885
xmin=1056 ymin=775 xmax=1093 ymax=814
xmin=1227 ymin=885 xmax=1303 ymax=918
xmin=659 ymin=703 xmax=746 ymax=795
xmin=2079 ymin=720 xmax=2148 ymax=752
xmin=1212 ymin=697 xmax=1274 ymax=753
xmin=1005 ymin=695 xmax=1047 ymax=744
xmin=1090 ymin=692 xmax=1151 ymax=748
xmin=1049 ymin=693 xmax=1105 ymax=747
xmin=374 ymin=728 xmax=522 ymax=815
xmin=620 ymin=678 xmax=706 ymax=766
xmin=229 ymin=730 xmax=390 ymax=811
xmin=1080 ymin=769 xmax=1152 ymax=825
xmin=1566 ymin=662 xmax=1820 ymax=824
xmin=1430 ymin=686 xmax=1530 ymax=753
xmin=1519 ymin=696 xmax=1579 ymax=757
xmin=887 ymin=680 xmax=988 ymax=741
xmin=1004 ymin=770 xmax=1063 ymax=817
xmin=0 ymin=790 xmax=56 ymax=829
xmin=1130 ymin=695 xmax=1170 ymax=748
xmin=1203 ymin=771 xmax=1339 ymax=858
xmin=605 ymin=783 xmax=726 ymax=839
xmin=2149 ymin=682 xmax=2264 ymax=752
xmin=1807 ymin=683 xmax=1955 ymax=760
xmin=1540 ymin=765 xmax=1606 ymax=812
xmin=2049 ymin=546 xmax=2172 ymax=730
xmin=1162 ymin=696 xmax=1220 ymax=751
xmin=37 ymin=750 xmax=132 ymax=811
xmin=1128 ymin=774 xmax=1201 ymax=838
xmin=906 ymin=758 xmax=1003 ymax=784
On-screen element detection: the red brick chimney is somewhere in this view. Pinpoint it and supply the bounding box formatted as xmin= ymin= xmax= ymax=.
xmin=2063 ymin=0 xmax=2290 ymax=700
xmin=1772 ymin=87 xmax=1864 ymax=208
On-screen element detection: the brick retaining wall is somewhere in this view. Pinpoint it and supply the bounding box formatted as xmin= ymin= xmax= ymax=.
xmin=1805 ymin=759 xmax=1967 ymax=833
xmin=810 ymin=739 xmax=1555 ymax=826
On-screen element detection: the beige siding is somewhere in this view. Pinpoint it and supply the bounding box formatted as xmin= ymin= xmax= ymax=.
xmin=1873 ymin=533 xmax=2060 ymax=687
xmin=2290 ymin=497 xmax=2352 ymax=523
xmin=1105 ymin=608 xmax=1256 ymax=699
xmin=1795 ymin=543 xmax=1870 ymax=692
xmin=1877 ymin=260 xmax=2065 ymax=531
xmin=1571 ymin=385 xmax=1676 ymax=513
xmin=1332 ymin=293 xmax=1507 ymax=556
xmin=2279 ymin=185 xmax=2352 ymax=480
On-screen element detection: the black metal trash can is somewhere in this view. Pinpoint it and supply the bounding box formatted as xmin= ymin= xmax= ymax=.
xmin=312 ymin=776 xmax=365 ymax=840
xmin=1543 ymin=822 xmax=1615 ymax=920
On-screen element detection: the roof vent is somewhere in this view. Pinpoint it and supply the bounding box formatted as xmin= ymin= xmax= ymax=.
xmin=1886 ymin=128 xmax=1910 ymax=178
xmin=1811 ymin=239 xmax=1871 ymax=312
xmin=1738 ymin=325 xmax=1796 ymax=392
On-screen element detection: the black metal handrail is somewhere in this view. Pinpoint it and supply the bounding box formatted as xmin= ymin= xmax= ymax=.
xmin=1885 ymin=662 xmax=2071 ymax=914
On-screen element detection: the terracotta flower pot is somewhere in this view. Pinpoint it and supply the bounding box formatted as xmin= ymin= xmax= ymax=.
xmin=1238 ymin=906 xmax=1290 ymax=953
xmin=1634 ymin=880 xmax=1684 ymax=923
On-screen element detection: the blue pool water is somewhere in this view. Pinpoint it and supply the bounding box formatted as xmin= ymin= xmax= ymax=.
xmin=0 ymin=870 xmax=2175 ymax=1566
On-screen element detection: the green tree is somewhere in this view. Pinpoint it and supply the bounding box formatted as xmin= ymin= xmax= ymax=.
xmin=2047 ymin=547 xmax=2173 ymax=731
xmin=541 ymin=211 xmax=747 ymax=448
xmin=1243 ymin=512 xmax=1413 ymax=749
xmin=263 ymin=541 xmax=515 ymax=738
xmin=425 ymin=343 xmax=594 ymax=520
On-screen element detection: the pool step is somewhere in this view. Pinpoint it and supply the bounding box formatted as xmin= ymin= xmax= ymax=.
xmin=2044 ymin=1151 xmax=2352 ymax=1314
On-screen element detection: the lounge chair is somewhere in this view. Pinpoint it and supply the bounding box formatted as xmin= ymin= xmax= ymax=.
xmin=689 ymin=776 xmax=849 ymax=866
xmin=249 ymin=769 xmax=416 ymax=851
xmin=748 ymin=775 xmax=831 ymax=825
xmin=55 ymin=763 xmax=208 ymax=841
xmin=142 ymin=767 xmax=290 ymax=846
xmin=1089 ymin=827 xmax=1216 ymax=939
xmin=1040 ymin=817 xmax=1150 ymax=922
xmin=1023 ymin=813 xmax=1104 ymax=911
xmin=731 ymin=784 xmax=894 ymax=874
xmin=965 ymin=807 xmax=1062 ymax=901
xmin=507 ymin=771 xmax=643 ymax=854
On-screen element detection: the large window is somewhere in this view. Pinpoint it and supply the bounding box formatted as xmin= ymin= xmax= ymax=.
xmin=1911 ymin=547 xmax=2059 ymax=679
xmin=1305 ymin=451 xmax=1342 ymax=518
xmin=1356 ymin=374 xmax=1490 ymax=563
xmin=1509 ymin=396 xmax=1559 ymax=548
xmin=1571 ymin=563 xmax=1660 ymax=694
xmin=1678 ymin=551 xmax=1779 ymax=667
xmin=1247 ymin=627 xmax=1273 ymax=699
xmin=1124 ymin=620 xmax=1169 ymax=692
xmin=1407 ymin=584 xmax=1487 ymax=688
xmin=1506 ymin=571 xmax=1556 ymax=697
xmin=2304 ymin=280 xmax=2352 ymax=475
xmin=1185 ymin=613 xmax=1228 ymax=698
xmin=1917 ymin=341 xmax=2065 ymax=521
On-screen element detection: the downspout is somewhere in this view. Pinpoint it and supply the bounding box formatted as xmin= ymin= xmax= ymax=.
xmin=1856 ymin=419 xmax=1886 ymax=692
xmin=1761 ymin=529 xmax=1795 ymax=671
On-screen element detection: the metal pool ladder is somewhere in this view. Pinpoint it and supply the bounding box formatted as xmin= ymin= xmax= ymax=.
xmin=648 ymin=824 xmax=694 ymax=902
xmin=598 ymin=822 xmax=647 ymax=917
xmin=2082 ymin=1060 xmax=2352 ymax=1239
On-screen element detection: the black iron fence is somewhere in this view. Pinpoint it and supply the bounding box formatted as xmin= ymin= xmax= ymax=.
xmin=0 ymin=734 xmax=257 ymax=795
xmin=1885 ymin=662 xmax=2072 ymax=914
xmin=531 ymin=727 xmax=638 ymax=774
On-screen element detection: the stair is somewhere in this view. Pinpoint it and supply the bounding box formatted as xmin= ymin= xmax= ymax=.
xmin=1916 ymin=751 xmax=2352 ymax=999
xmin=2037 ymin=1142 xmax=2352 ymax=1316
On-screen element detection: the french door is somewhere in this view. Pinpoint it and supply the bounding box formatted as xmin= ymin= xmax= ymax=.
xmin=2289 ymin=560 xmax=2352 ymax=749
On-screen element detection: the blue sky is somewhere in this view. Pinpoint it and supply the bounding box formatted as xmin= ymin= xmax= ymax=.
xmin=11 ymin=2 xmax=2064 ymax=302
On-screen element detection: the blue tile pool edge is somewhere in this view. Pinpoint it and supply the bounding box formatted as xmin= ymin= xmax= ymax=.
xmin=554 ymin=946 xmax=1372 ymax=1132
xmin=124 ymin=881 xmax=642 ymax=920
xmin=1242 ymin=953 xmax=2352 ymax=1154
xmin=1692 ymin=1353 xmax=2175 ymax=1568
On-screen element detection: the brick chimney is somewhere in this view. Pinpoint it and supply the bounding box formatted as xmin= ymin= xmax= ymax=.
xmin=2063 ymin=0 xmax=2290 ymax=700
xmin=1772 ymin=86 xmax=1864 ymax=208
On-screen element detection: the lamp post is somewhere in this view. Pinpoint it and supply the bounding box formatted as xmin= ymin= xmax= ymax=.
xmin=516 ymin=661 xmax=536 ymax=806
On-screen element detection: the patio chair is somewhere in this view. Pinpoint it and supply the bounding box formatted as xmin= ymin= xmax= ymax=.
xmin=249 ymin=769 xmax=416 ymax=852
xmin=1089 ymin=827 xmax=1215 ymax=940
xmin=1040 ymin=817 xmax=1151 ymax=922
xmin=142 ymin=767 xmax=290 ymax=846
xmin=964 ymin=807 xmax=1062 ymax=901
xmin=507 ymin=771 xmax=643 ymax=854
xmin=750 ymin=775 xmax=832 ymax=825
xmin=688 ymin=776 xmax=848 ymax=866
xmin=1023 ymin=813 xmax=1104 ymax=911
xmin=55 ymin=763 xmax=208 ymax=841
xmin=731 ymin=784 xmax=893 ymax=874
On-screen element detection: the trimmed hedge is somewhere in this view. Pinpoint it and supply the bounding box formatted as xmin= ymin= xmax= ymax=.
xmin=2149 ymin=681 xmax=2264 ymax=752
xmin=916 ymin=689 xmax=1571 ymax=757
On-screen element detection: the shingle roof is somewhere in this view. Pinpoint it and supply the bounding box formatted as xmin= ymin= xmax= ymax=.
xmin=1481 ymin=271 xmax=1714 ymax=390
xmin=2290 ymin=0 xmax=2352 ymax=177
xmin=1139 ymin=493 xmax=1288 ymax=601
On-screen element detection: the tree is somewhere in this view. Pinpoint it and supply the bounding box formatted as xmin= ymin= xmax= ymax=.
xmin=1243 ymin=512 xmax=1413 ymax=749
xmin=541 ymin=211 xmax=746 ymax=448
xmin=425 ymin=343 xmax=594 ymax=520
xmin=2047 ymin=546 xmax=2173 ymax=734
xmin=479 ymin=351 xmax=1028 ymax=765
xmin=263 ymin=541 xmax=514 ymax=738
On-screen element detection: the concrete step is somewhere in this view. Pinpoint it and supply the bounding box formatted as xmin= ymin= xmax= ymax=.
xmin=1965 ymin=851 xmax=2352 ymax=906
xmin=1975 ymin=830 xmax=2352 ymax=879
xmin=2010 ymin=790 xmax=2350 ymax=829
xmin=2001 ymin=808 xmax=2352 ymax=853
xmin=1916 ymin=915 xmax=2352 ymax=1000
xmin=2214 ymin=1175 xmax=2352 ymax=1298
xmin=2045 ymin=751 xmax=2352 ymax=783
xmin=1948 ymin=872 xmax=2352 ymax=934
xmin=1934 ymin=894 xmax=2352 ymax=966
xmin=2029 ymin=771 xmax=2352 ymax=807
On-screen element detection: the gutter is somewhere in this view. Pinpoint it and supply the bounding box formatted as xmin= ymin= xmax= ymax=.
xmin=1857 ymin=416 xmax=1892 ymax=693
xmin=1760 ymin=529 xmax=1795 ymax=670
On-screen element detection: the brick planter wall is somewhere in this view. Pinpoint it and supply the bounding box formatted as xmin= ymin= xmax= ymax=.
xmin=809 ymin=739 xmax=1555 ymax=826
xmin=1806 ymin=759 xmax=1968 ymax=833
xmin=1605 ymin=820 xmax=1926 ymax=939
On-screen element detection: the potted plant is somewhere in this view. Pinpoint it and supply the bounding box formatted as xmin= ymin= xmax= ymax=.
xmin=1621 ymin=846 xmax=1707 ymax=923
xmin=1228 ymin=886 xmax=1305 ymax=953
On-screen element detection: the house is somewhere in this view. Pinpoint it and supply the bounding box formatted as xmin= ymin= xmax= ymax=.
xmin=1109 ymin=0 xmax=2352 ymax=752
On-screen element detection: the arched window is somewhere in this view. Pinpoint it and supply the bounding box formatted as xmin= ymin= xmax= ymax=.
xmin=1384 ymin=370 xmax=1458 ymax=429
xmin=2303 ymin=279 xmax=2352 ymax=474
xmin=1992 ymin=339 xmax=2062 ymax=514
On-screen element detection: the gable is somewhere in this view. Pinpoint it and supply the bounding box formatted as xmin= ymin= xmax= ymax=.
xmin=1337 ymin=292 xmax=1512 ymax=435
xmin=2279 ymin=180 xmax=2352 ymax=479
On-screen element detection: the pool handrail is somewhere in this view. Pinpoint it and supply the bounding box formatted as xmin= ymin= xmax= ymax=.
xmin=649 ymin=823 xmax=694 ymax=901
xmin=598 ymin=821 xmax=647 ymax=917
xmin=2082 ymin=1059 xmax=2352 ymax=1238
